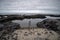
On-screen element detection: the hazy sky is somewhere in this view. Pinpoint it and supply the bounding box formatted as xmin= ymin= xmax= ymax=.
xmin=0 ymin=0 xmax=60 ymax=15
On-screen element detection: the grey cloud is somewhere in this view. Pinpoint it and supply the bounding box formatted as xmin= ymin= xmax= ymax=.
xmin=0 ymin=0 xmax=60 ymax=14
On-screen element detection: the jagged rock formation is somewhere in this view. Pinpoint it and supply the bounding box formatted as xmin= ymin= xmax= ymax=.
xmin=0 ymin=22 xmax=20 ymax=40
xmin=0 ymin=15 xmax=46 ymax=23
xmin=37 ymin=19 xmax=60 ymax=31
xmin=0 ymin=22 xmax=20 ymax=30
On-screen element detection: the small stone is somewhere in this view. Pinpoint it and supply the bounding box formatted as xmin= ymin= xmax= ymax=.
xmin=28 ymin=32 xmax=32 ymax=35
xmin=37 ymin=33 xmax=41 ymax=36
xmin=44 ymin=32 xmax=48 ymax=34
xmin=25 ymin=32 xmax=27 ymax=33
xmin=45 ymin=38 xmax=49 ymax=40
xmin=49 ymin=31 xmax=54 ymax=35
xmin=34 ymin=37 xmax=45 ymax=40
xmin=24 ymin=34 xmax=28 ymax=36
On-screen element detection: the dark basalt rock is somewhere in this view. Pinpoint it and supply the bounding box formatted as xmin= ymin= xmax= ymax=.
xmin=37 ymin=19 xmax=60 ymax=31
xmin=0 ymin=24 xmax=4 ymax=31
xmin=0 ymin=22 xmax=20 ymax=31
xmin=0 ymin=22 xmax=20 ymax=40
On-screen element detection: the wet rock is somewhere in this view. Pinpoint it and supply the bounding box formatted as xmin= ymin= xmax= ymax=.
xmin=0 ymin=24 xmax=4 ymax=31
xmin=45 ymin=38 xmax=49 ymax=40
xmin=37 ymin=33 xmax=41 ymax=36
xmin=34 ymin=37 xmax=45 ymax=40
xmin=0 ymin=22 xmax=20 ymax=31
xmin=37 ymin=19 xmax=60 ymax=31
xmin=0 ymin=22 xmax=20 ymax=40
xmin=25 ymin=32 xmax=27 ymax=33
xmin=24 ymin=33 xmax=28 ymax=36
xmin=49 ymin=31 xmax=54 ymax=35
xmin=44 ymin=31 xmax=48 ymax=34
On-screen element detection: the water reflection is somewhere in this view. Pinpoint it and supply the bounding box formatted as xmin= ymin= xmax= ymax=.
xmin=12 ymin=19 xmax=44 ymax=27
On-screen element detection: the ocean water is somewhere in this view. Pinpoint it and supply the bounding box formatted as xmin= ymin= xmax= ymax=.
xmin=12 ymin=16 xmax=60 ymax=27
xmin=12 ymin=19 xmax=44 ymax=27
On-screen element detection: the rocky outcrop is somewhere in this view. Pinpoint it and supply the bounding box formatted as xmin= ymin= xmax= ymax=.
xmin=37 ymin=19 xmax=60 ymax=31
xmin=0 ymin=22 xmax=20 ymax=40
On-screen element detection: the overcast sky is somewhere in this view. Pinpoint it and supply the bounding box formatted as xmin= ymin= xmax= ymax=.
xmin=0 ymin=0 xmax=60 ymax=15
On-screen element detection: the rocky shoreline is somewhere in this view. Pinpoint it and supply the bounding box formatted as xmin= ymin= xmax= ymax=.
xmin=0 ymin=19 xmax=60 ymax=40
xmin=0 ymin=22 xmax=20 ymax=40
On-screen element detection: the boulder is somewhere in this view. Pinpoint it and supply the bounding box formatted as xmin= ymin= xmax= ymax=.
xmin=37 ymin=19 xmax=60 ymax=31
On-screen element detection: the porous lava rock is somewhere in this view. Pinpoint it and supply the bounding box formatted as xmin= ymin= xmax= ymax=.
xmin=37 ymin=19 xmax=60 ymax=31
